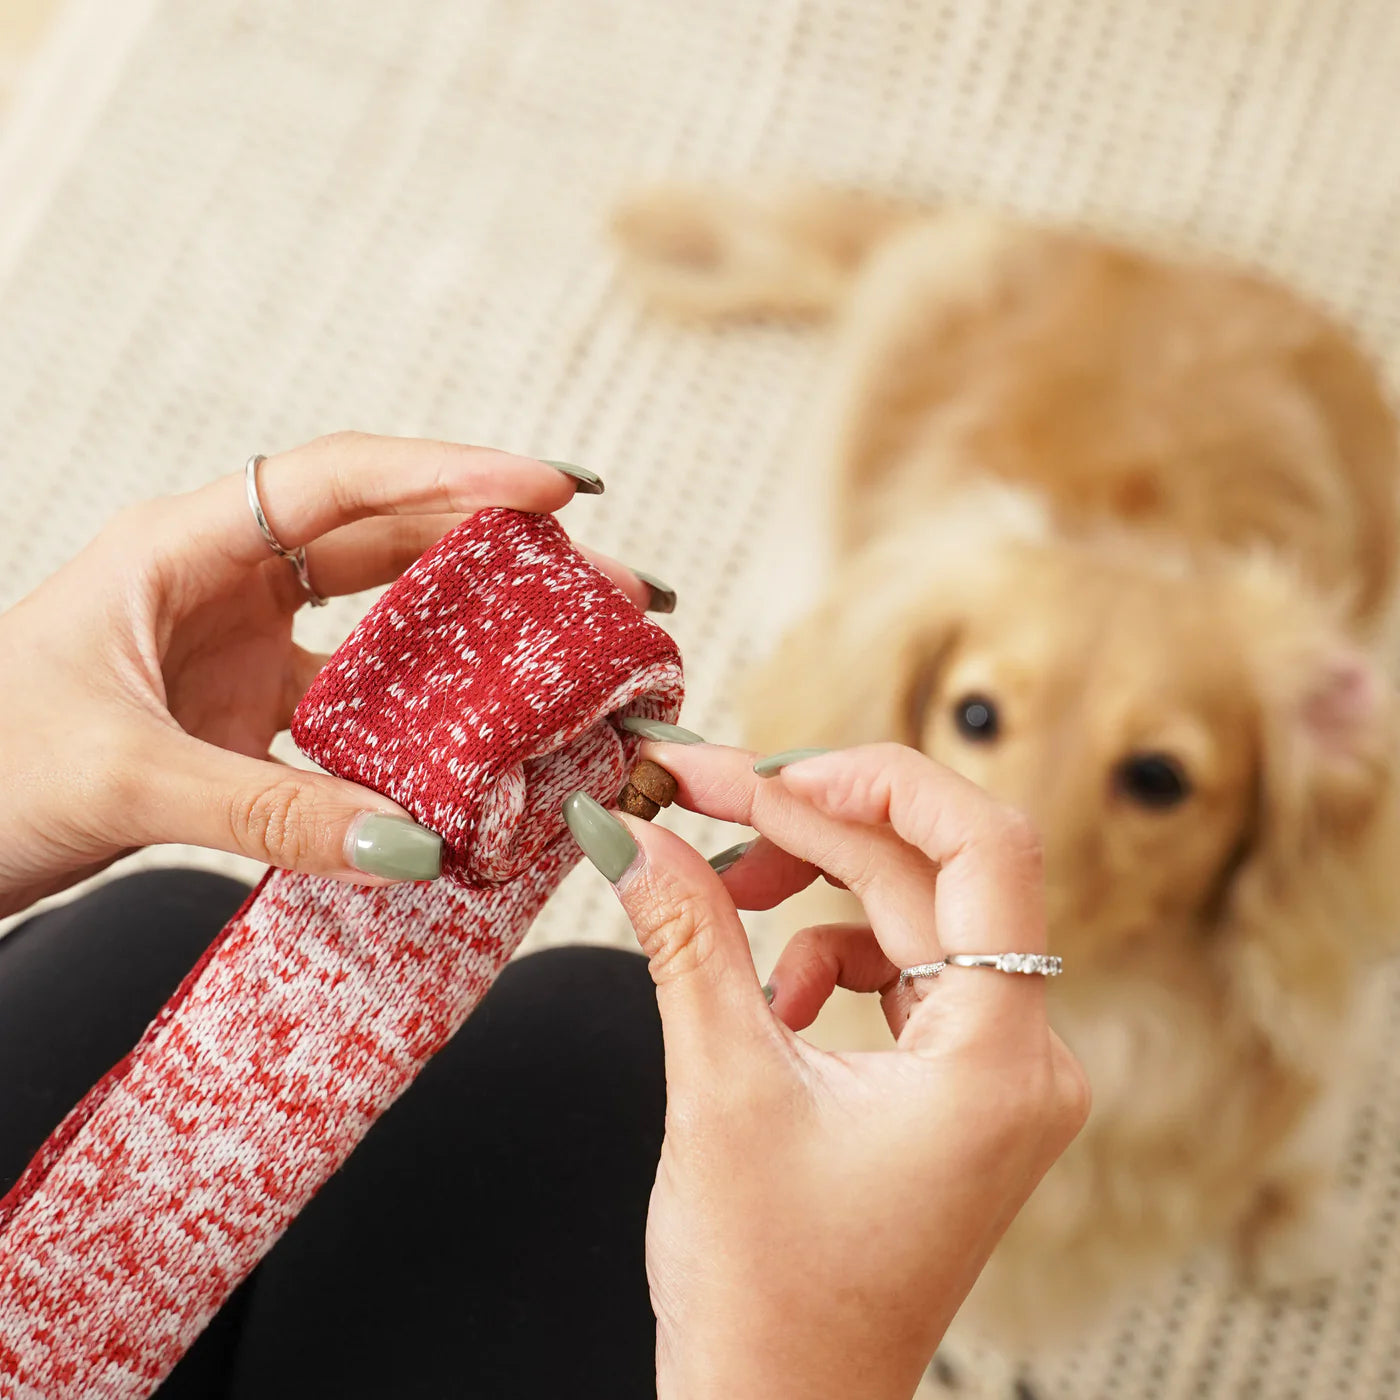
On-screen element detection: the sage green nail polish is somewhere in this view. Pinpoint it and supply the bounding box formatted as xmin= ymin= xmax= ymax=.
xmin=619 ymin=716 xmax=704 ymax=745
xmin=543 ymin=460 xmax=605 ymax=495
xmin=630 ymin=568 xmax=677 ymax=615
xmin=563 ymin=791 xmax=640 ymax=883
xmin=762 ymin=982 xmax=776 ymax=1005
xmin=708 ymin=840 xmax=753 ymax=874
xmin=753 ymin=747 xmax=831 ymax=777
xmin=348 ymin=813 xmax=443 ymax=881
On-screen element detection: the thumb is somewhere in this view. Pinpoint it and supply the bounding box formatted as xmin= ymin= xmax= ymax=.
xmin=147 ymin=735 xmax=444 ymax=883
xmin=562 ymin=791 xmax=773 ymax=1088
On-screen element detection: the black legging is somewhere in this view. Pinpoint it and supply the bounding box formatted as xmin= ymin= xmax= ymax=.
xmin=0 ymin=870 xmax=666 ymax=1397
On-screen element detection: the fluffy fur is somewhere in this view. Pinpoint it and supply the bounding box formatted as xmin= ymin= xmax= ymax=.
xmin=613 ymin=186 xmax=1400 ymax=1345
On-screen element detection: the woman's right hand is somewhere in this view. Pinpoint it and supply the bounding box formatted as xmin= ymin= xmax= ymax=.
xmin=565 ymin=741 xmax=1089 ymax=1400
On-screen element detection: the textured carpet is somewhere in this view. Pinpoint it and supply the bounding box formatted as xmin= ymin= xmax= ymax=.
xmin=1 ymin=1 xmax=1399 ymax=1395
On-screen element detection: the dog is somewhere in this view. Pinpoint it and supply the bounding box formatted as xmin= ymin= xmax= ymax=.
xmin=612 ymin=187 xmax=1400 ymax=1352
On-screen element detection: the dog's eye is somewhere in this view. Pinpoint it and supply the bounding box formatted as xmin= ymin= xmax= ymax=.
xmin=1115 ymin=752 xmax=1191 ymax=809
xmin=952 ymin=694 xmax=999 ymax=742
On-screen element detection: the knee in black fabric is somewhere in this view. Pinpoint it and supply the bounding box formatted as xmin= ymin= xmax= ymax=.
xmin=0 ymin=868 xmax=251 ymax=1195
xmin=3 ymin=867 xmax=251 ymax=961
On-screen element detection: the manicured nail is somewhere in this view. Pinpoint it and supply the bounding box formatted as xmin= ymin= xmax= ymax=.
xmin=563 ymin=791 xmax=640 ymax=883
xmin=762 ymin=982 xmax=776 ymax=1005
xmin=630 ymin=568 xmax=677 ymax=615
xmin=708 ymin=840 xmax=753 ymax=874
xmin=753 ymin=747 xmax=831 ymax=777
xmin=543 ymin=460 xmax=605 ymax=495
xmin=346 ymin=813 xmax=443 ymax=881
xmin=619 ymin=716 xmax=704 ymax=745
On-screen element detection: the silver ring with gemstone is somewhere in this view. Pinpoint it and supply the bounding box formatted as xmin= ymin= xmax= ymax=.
xmin=244 ymin=454 xmax=327 ymax=607
xmin=898 ymin=953 xmax=1062 ymax=986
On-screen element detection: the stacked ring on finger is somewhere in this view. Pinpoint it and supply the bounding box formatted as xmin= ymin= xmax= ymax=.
xmin=899 ymin=953 xmax=1063 ymax=985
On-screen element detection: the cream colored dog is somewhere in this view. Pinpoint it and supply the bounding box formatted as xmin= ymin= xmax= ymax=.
xmin=613 ymin=187 xmax=1400 ymax=1350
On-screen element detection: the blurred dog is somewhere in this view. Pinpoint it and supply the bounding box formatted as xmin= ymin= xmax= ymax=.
xmin=613 ymin=188 xmax=1400 ymax=1346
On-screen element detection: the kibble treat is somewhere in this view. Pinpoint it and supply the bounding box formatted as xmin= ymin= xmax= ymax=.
xmin=617 ymin=758 xmax=679 ymax=820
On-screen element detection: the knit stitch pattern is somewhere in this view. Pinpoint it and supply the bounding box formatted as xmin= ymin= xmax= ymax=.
xmin=0 ymin=508 xmax=684 ymax=1399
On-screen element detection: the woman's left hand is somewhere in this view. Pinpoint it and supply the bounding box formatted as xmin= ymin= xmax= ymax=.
xmin=0 ymin=432 xmax=655 ymax=917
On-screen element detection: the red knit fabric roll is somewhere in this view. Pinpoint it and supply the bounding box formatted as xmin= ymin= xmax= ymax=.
xmin=0 ymin=509 xmax=683 ymax=1399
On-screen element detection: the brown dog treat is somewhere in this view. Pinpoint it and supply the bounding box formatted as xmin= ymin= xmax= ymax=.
xmin=617 ymin=785 xmax=661 ymax=820
xmin=628 ymin=759 xmax=679 ymax=806
xmin=616 ymin=758 xmax=679 ymax=822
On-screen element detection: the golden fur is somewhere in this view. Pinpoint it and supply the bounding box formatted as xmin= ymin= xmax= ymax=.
xmin=613 ymin=186 xmax=1400 ymax=1344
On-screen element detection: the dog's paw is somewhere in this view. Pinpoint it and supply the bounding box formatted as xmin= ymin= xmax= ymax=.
xmin=612 ymin=188 xmax=729 ymax=281
xmin=1242 ymin=1189 xmax=1358 ymax=1296
xmin=610 ymin=185 xmax=888 ymax=319
xmin=611 ymin=186 xmax=819 ymax=319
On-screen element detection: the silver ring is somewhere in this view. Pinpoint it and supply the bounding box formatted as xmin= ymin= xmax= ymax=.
xmin=898 ymin=962 xmax=947 ymax=983
xmin=899 ymin=953 xmax=1062 ymax=986
xmin=244 ymin=454 xmax=327 ymax=607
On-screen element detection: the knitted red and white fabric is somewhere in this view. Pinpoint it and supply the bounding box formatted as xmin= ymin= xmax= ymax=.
xmin=0 ymin=508 xmax=683 ymax=1400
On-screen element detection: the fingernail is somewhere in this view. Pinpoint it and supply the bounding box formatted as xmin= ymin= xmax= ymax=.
xmin=346 ymin=813 xmax=443 ymax=881
xmin=762 ymin=981 xmax=776 ymax=1005
xmin=543 ymin=460 xmax=605 ymax=495
xmin=708 ymin=840 xmax=753 ymax=874
xmin=753 ymin=747 xmax=831 ymax=777
xmin=563 ymin=791 xmax=640 ymax=883
xmin=619 ymin=716 xmax=704 ymax=745
xmin=630 ymin=568 xmax=677 ymax=615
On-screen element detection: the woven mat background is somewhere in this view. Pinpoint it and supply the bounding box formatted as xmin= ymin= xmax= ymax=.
xmin=2 ymin=1 xmax=1400 ymax=1394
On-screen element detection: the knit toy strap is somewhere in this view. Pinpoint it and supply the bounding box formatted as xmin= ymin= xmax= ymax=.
xmin=0 ymin=509 xmax=684 ymax=1400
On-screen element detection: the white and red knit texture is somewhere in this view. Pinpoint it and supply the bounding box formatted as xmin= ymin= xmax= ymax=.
xmin=0 ymin=508 xmax=683 ymax=1400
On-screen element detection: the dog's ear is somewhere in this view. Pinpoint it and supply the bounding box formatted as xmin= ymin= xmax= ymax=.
xmin=742 ymin=486 xmax=1050 ymax=756
xmin=1262 ymin=646 xmax=1394 ymax=842
xmin=1215 ymin=610 xmax=1399 ymax=1058
xmin=741 ymin=573 xmax=961 ymax=756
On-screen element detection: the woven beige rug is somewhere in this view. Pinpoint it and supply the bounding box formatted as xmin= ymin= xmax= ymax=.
xmin=2 ymin=1 xmax=1400 ymax=1394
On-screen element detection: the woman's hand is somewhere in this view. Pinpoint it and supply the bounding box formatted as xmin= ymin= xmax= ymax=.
xmin=565 ymin=741 xmax=1089 ymax=1400
xmin=0 ymin=432 xmax=658 ymax=918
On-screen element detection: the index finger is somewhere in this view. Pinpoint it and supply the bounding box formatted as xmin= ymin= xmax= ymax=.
xmin=640 ymin=739 xmax=1048 ymax=1039
xmin=769 ymin=743 xmax=1047 ymax=960
xmin=176 ymin=432 xmax=588 ymax=574
xmin=632 ymin=739 xmax=942 ymax=969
